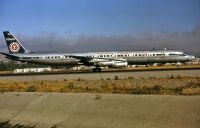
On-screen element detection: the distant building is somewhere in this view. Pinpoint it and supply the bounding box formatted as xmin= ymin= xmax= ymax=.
xmin=14 ymin=67 xmax=51 ymax=73
xmin=71 ymin=66 xmax=91 ymax=71
xmin=0 ymin=54 xmax=8 ymax=62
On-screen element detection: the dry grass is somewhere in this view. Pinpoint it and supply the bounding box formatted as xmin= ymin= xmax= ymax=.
xmin=0 ymin=76 xmax=200 ymax=95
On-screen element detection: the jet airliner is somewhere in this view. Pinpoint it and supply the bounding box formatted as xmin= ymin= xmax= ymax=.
xmin=1 ymin=31 xmax=195 ymax=72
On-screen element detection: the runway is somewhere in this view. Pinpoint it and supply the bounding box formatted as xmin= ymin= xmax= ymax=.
xmin=0 ymin=69 xmax=199 ymax=81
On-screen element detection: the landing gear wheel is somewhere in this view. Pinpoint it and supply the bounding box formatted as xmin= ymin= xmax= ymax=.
xmin=97 ymin=68 xmax=101 ymax=72
xmin=93 ymin=67 xmax=102 ymax=72
xmin=93 ymin=68 xmax=97 ymax=72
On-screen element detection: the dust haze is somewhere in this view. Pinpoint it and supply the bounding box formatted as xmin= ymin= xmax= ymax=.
xmin=0 ymin=25 xmax=200 ymax=56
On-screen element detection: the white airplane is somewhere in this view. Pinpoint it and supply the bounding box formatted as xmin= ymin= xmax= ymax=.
xmin=1 ymin=31 xmax=195 ymax=72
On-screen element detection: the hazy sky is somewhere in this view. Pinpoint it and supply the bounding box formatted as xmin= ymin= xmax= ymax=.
xmin=0 ymin=0 xmax=200 ymax=55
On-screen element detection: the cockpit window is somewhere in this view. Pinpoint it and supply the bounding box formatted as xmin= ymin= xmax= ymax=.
xmin=22 ymin=57 xmax=32 ymax=59
xmin=169 ymin=54 xmax=177 ymax=56
xmin=180 ymin=54 xmax=187 ymax=56
xmin=169 ymin=53 xmax=187 ymax=56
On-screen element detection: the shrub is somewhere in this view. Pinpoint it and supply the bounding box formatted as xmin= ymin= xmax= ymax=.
xmin=129 ymin=85 xmax=162 ymax=95
xmin=127 ymin=76 xmax=134 ymax=79
xmin=26 ymin=85 xmax=37 ymax=92
xmin=59 ymin=86 xmax=67 ymax=93
xmin=114 ymin=76 xmax=119 ymax=80
xmin=94 ymin=94 xmax=102 ymax=100
xmin=77 ymin=78 xmax=82 ymax=81
xmin=129 ymin=87 xmax=142 ymax=94
xmin=67 ymin=82 xmax=74 ymax=90
xmin=174 ymin=87 xmax=183 ymax=94
xmin=149 ymin=76 xmax=156 ymax=79
xmin=107 ymin=78 xmax=111 ymax=80
xmin=177 ymin=74 xmax=181 ymax=79
xmin=152 ymin=85 xmax=162 ymax=92
xmin=169 ymin=74 xmax=174 ymax=79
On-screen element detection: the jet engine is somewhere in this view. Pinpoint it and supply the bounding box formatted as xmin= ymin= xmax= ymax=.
xmin=97 ymin=61 xmax=128 ymax=67
xmin=113 ymin=61 xmax=128 ymax=67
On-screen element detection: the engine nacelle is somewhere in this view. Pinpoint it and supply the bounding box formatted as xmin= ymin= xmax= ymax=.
xmin=113 ymin=61 xmax=128 ymax=67
xmin=98 ymin=61 xmax=115 ymax=67
xmin=97 ymin=61 xmax=128 ymax=67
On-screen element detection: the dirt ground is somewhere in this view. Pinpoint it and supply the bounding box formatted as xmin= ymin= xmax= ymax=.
xmin=0 ymin=92 xmax=200 ymax=128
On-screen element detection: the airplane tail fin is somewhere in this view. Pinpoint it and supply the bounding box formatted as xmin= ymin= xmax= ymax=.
xmin=3 ymin=31 xmax=29 ymax=54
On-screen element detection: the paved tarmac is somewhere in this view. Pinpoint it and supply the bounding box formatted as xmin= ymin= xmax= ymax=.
xmin=0 ymin=92 xmax=200 ymax=128
xmin=0 ymin=69 xmax=199 ymax=81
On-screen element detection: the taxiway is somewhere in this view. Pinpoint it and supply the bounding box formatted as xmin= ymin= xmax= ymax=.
xmin=0 ymin=69 xmax=199 ymax=81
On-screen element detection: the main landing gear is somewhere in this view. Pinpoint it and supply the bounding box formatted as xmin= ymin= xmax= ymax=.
xmin=93 ymin=67 xmax=102 ymax=72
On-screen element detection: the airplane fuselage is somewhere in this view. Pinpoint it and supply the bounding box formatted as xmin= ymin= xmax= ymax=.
xmin=7 ymin=50 xmax=195 ymax=67
xmin=1 ymin=31 xmax=195 ymax=71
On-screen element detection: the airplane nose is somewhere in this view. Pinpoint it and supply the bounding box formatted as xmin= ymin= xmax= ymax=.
xmin=190 ymin=56 xmax=195 ymax=60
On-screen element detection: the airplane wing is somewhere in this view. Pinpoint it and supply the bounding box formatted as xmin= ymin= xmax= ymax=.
xmin=69 ymin=55 xmax=94 ymax=66
xmin=69 ymin=55 xmax=127 ymax=67
xmin=0 ymin=52 xmax=20 ymax=60
xmin=70 ymin=55 xmax=126 ymax=61
xmin=69 ymin=55 xmax=92 ymax=61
